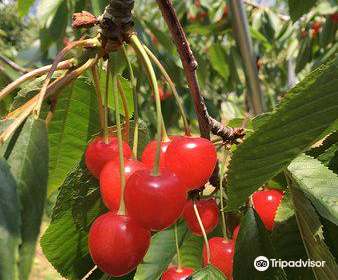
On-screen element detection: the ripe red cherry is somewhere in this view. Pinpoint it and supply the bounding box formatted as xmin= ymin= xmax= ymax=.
xmin=161 ymin=267 xmax=195 ymax=280
xmin=252 ymin=189 xmax=284 ymax=231
xmin=311 ymin=21 xmax=322 ymax=32
xmin=233 ymin=225 xmax=240 ymax=240
xmin=141 ymin=136 xmax=177 ymax=169
xmin=165 ymin=136 xmax=217 ymax=190
xmin=330 ymin=12 xmax=338 ymax=24
xmin=183 ymin=199 xmax=220 ymax=236
xmin=124 ymin=169 xmax=187 ymax=231
xmin=88 ymin=212 xmax=151 ymax=277
xmin=86 ymin=137 xmax=132 ymax=178
xmin=100 ymin=157 xmax=146 ymax=211
xmin=194 ymin=1 xmax=201 ymax=9
xmin=203 ymin=238 xmax=235 ymax=280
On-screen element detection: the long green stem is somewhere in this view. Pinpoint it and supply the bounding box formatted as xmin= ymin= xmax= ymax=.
xmin=112 ymin=70 xmax=126 ymax=215
xmin=130 ymin=35 xmax=162 ymax=176
xmin=143 ymin=44 xmax=191 ymax=136
xmin=91 ymin=66 xmax=105 ymax=131
xmin=116 ymin=76 xmax=130 ymax=143
xmin=174 ymin=222 xmax=182 ymax=271
xmin=104 ymin=59 xmax=111 ymax=144
xmin=220 ymin=149 xmax=229 ymax=242
xmin=122 ymin=44 xmax=139 ymax=157
xmin=193 ymin=199 xmax=211 ymax=264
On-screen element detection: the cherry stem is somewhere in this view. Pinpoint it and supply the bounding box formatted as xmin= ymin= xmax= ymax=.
xmin=116 ymin=75 xmax=130 ymax=143
xmin=122 ymin=44 xmax=139 ymax=157
xmin=161 ymin=116 xmax=170 ymax=142
xmin=104 ymin=58 xmax=111 ymax=144
xmin=81 ymin=265 xmax=97 ymax=280
xmin=143 ymin=44 xmax=191 ymax=136
xmin=130 ymin=35 xmax=162 ymax=176
xmin=1 ymin=57 xmax=98 ymax=143
xmin=193 ymin=199 xmax=211 ymax=265
xmin=174 ymin=222 xmax=182 ymax=271
xmin=33 ymin=38 xmax=100 ymax=117
xmin=110 ymin=59 xmax=126 ymax=215
xmin=219 ymin=148 xmax=229 ymax=243
xmin=0 ymin=59 xmax=75 ymax=102
xmin=91 ymin=66 xmax=105 ymax=132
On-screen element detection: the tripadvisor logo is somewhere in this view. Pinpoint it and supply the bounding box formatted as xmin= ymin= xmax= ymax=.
xmin=254 ymin=256 xmax=326 ymax=271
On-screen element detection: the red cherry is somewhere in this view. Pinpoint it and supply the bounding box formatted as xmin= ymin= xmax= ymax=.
xmin=223 ymin=6 xmax=228 ymax=16
xmin=152 ymin=85 xmax=165 ymax=101
xmin=100 ymin=157 xmax=146 ymax=212
xmin=86 ymin=137 xmax=132 ymax=178
xmin=252 ymin=189 xmax=284 ymax=231
xmin=88 ymin=212 xmax=151 ymax=277
xmin=199 ymin=12 xmax=208 ymax=20
xmin=203 ymin=237 xmax=235 ymax=280
xmin=194 ymin=1 xmax=201 ymax=9
xmin=257 ymin=59 xmax=262 ymax=68
xmin=330 ymin=12 xmax=338 ymax=24
xmin=165 ymin=136 xmax=217 ymax=190
xmin=141 ymin=136 xmax=178 ymax=169
xmin=311 ymin=21 xmax=322 ymax=32
xmin=124 ymin=169 xmax=187 ymax=231
xmin=301 ymin=29 xmax=307 ymax=38
xmin=183 ymin=199 xmax=220 ymax=236
xmin=233 ymin=225 xmax=240 ymax=240
xmin=188 ymin=14 xmax=197 ymax=21
xmin=162 ymin=267 xmax=195 ymax=280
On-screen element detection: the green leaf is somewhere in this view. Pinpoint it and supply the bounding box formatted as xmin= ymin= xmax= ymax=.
xmin=98 ymin=71 xmax=134 ymax=117
xmin=7 ymin=116 xmax=49 ymax=280
xmin=41 ymin=159 xmax=98 ymax=280
xmin=37 ymin=0 xmax=65 ymax=27
xmin=188 ymin=265 xmax=227 ymax=280
xmin=233 ymin=208 xmax=287 ymax=280
xmin=288 ymin=0 xmax=317 ymax=22
xmin=134 ymin=221 xmax=188 ymax=280
xmin=181 ymin=232 xmax=204 ymax=271
xmin=287 ymin=154 xmax=338 ymax=226
xmin=272 ymin=192 xmax=315 ymax=280
xmin=48 ymin=77 xmax=101 ymax=195
xmin=209 ymin=44 xmax=229 ymax=80
xmin=289 ymin=186 xmax=338 ymax=279
xmin=91 ymin=0 xmax=110 ymax=16
xmin=0 ymin=158 xmax=21 ymax=280
xmin=226 ymin=57 xmax=338 ymax=211
xmin=18 ymin=0 xmax=35 ymax=17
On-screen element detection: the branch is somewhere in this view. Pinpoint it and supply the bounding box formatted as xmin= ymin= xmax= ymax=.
xmin=243 ymin=0 xmax=290 ymax=21
xmin=0 ymin=54 xmax=30 ymax=74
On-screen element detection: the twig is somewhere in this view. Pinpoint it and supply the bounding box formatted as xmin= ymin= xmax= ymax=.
xmin=243 ymin=0 xmax=290 ymax=21
xmin=0 ymin=59 xmax=75 ymax=102
xmin=0 ymin=54 xmax=30 ymax=74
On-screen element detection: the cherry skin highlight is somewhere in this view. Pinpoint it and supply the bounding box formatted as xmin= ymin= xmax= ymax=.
xmin=161 ymin=267 xmax=195 ymax=280
xmin=141 ymin=136 xmax=178 ymax=170
xmin=88 ymin=212 xmax=151 ymax=277
xmin=86 ymin=137 xmax=132 ymax=178
xmin=124 ymin=169 xmax=187 ymax=231
xmin=183 ymin=199 xmax=220 ymax=236
xmin=203 ymin=237 xmax=235 ymax=280
xmin=100 ymin=157 xmax=146 ymax=212
xmin=252 ymin=189 xmax=284 ymax=231
xmin=165 ymin=136 xmax=217 ymax=190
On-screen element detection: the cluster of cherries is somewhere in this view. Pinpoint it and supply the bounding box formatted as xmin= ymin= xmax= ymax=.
xmin=86 ymin=134 xmax=218 ymax=278
xmin=85 ymin=131 xmax=284 ymax=279
xmin=301 ymin=13 xmax=338 ymax=39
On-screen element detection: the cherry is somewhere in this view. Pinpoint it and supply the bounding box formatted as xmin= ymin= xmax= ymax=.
xmin=188 ymin=14 xmax=197 ymax=21
xmin=183 ymin=199 xmax=220 ymax=236
xmin=199 ymin=12 xmax=208 ymax=20
xmin=311 ymin=21 xmax=322 ymax=32
xmin=161 ymin=267 xmax=195 ymax=280
xmin=165 ymin=136 xmax=217 ymax=190
xmin=194 ymin=1 xmax=201 ymax=9
xmin=152 ymin=85 xmax=164 ymax=100
xmin=124 ymin=169 xmax=187 ymax=231
xmin=301 ymin=29 xmax=307 ymax=39
xmin=86 ymin=137 xmax=132 ymax=178
xmin=141 ymin=136 xmax=178 ymax=170
xmin=233 ymin=225 xmax=240 ymax=240
xmin=100 ymin=157 xmax=146 ymax=212
xmin=330 ymin=12 xmax=338 ymax=24
xmin=88 ymin=212 xmax=151 ymax=277
xmin=252 ymin=189 xmax=284 ymax=231
xmin=203 ymin=237 xmax=235 ymax=280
